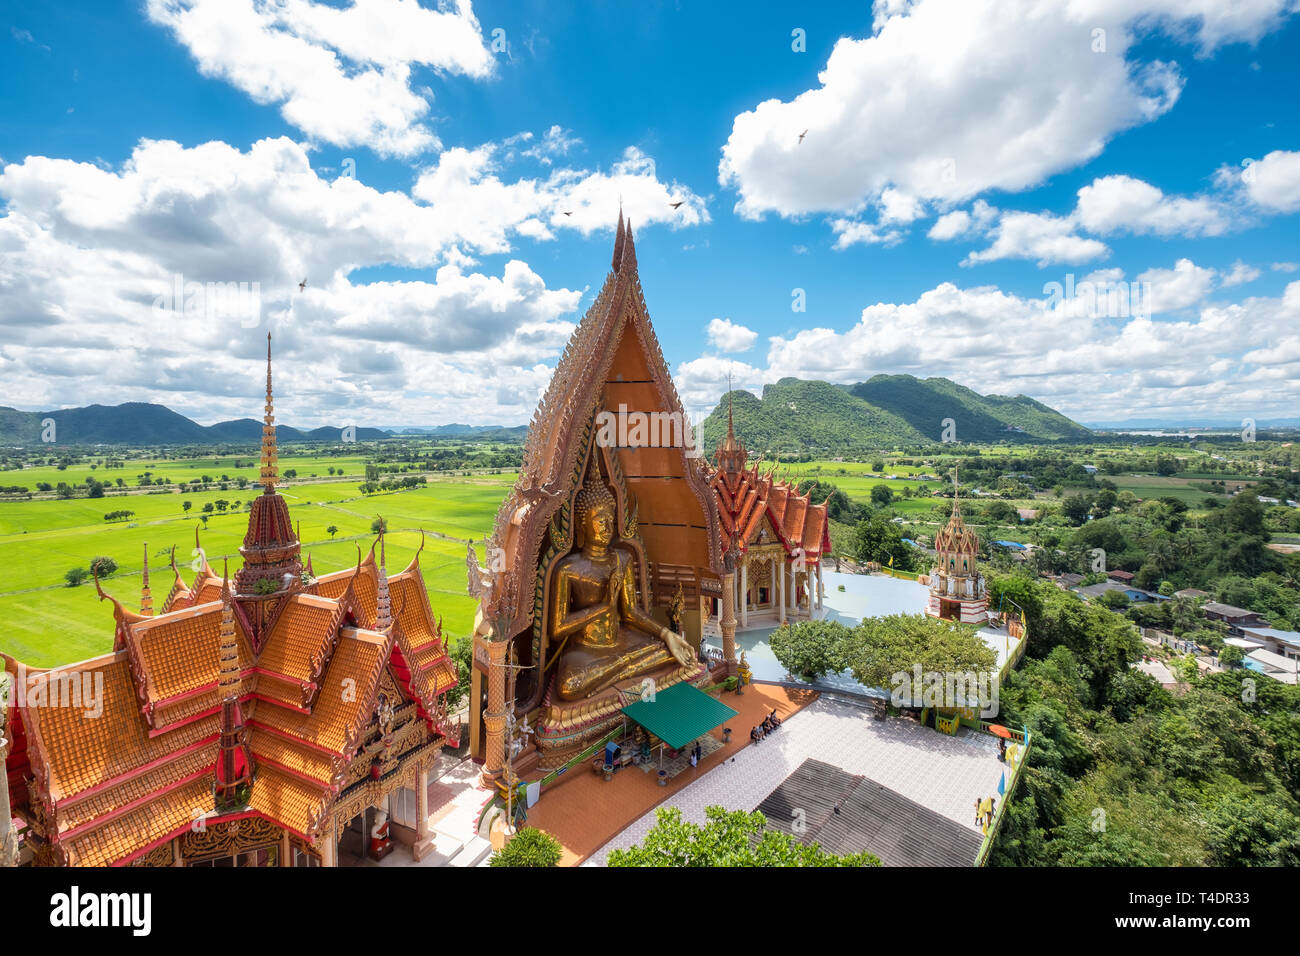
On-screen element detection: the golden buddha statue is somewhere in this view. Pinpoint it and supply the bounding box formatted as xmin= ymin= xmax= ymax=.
xmin=547 ymin=460 xmax=694 ymax=701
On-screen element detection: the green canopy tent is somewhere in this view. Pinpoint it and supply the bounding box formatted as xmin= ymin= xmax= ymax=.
xmin=620 ymin=682 xmax=739 ymax=769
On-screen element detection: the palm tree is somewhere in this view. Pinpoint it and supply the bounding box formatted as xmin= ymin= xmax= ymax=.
xmin=327 ymin=525 xmax=339 ymax=538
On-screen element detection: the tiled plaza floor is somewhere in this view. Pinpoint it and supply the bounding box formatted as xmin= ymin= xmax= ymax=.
xmin=584 ymin=693 xmax=1006 ymax=866
xmin=519 ymin=683 xmax=818 ymax=865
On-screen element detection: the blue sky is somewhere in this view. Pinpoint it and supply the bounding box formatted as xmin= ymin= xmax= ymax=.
xmin=2 ymin=0 xmax=1299 ymax=428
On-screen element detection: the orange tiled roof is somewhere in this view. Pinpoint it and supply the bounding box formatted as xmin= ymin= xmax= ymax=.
xmin=247 ymin=765 xmax=330 ymax=838
xmin=256 ymin=594 xmax=342 ymax=684
xmin=709 ymin=461 xmax=831 ymax=559
xmin=250 ymin=629 xmax=389 ymax=756
xmin=11 ymin=476 xmax=456 ymax=866
xmin=63 ymin=777 xmax=215 ymax=867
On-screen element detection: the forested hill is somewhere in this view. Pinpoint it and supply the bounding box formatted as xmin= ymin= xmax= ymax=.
xmin=0 ymin=402 xmax=390 ymax=445
xmin=697 ymin=375 xmax=1092 ymax=455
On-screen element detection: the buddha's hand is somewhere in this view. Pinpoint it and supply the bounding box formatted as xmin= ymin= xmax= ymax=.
xmin=661 ymin=627 xmax=694 ymax=667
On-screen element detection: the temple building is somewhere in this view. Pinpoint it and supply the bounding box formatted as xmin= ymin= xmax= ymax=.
xmin=709 ymin=400 xmax=831 ymax=630
xmin=467 ymin=214 xmax=728 ymax=780
xmin=925 ymin=469 xmax=988 ymax=624
xmin=1 ymin=336 xmax=458 ymax=867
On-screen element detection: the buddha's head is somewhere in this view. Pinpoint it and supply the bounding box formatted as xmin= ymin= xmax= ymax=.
xmin=575 ymin=459 xmax=616 ymax=549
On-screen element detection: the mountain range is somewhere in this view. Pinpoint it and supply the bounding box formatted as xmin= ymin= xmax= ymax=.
xmin=2 ymin=374 xmax=1088 ymax=449
xmin=0 ymin=403 xmax=391 ymax=446
xmin=697 ymin=375 xmax=1092 ymax=454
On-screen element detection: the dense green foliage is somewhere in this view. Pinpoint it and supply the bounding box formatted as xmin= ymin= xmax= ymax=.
xmin=985 ymin=573 xmax=1300 ymax=867
xmin=847 ymin=614 xmax=998 ymax=689
xmin=769 ymin=614 xmax=996 ymax=691
xmin=607 ymin=806 xmax=880 ymax=867
xmin=847 ymin=512 xmax=920 ymax=570
xmin=769 ymin=619 xmax=854 ymax=681
xmin=489 ymin=827 xmax=562 ymax=867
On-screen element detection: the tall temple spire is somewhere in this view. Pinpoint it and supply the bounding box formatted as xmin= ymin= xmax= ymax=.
xmin=716 ymin=373 xmax=746 ymax=473
xmin=236 ymin=332 xmax=302 ymax=622
xmin=215 ymin=559 xmax=252 ymax=811
xmin=612 ymin=208 xmax=625 ymax=271
xmin=952 ymin=463 xmax=960 ymax=517
xmin=140 ymin=542 xmax=153 ymax=616
xmin=374 ymin=527 xmax=392 ymax=632
xmin=260 ymin=332 xmax=278 ymax=493
xmin=726 ymin=372 xmax=736 ymax=443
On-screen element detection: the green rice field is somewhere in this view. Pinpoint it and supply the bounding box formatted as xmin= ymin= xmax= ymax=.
xmin=0 ymin=472 xmax=515 ymax=668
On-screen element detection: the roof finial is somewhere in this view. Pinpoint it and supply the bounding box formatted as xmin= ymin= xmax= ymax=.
xmin=612 ymin=208 xmax=626 ymax=272
xmin=375 ymin=524 xmax=392 ymax=632
xmin=623 ymin=218 xmax=636 ymax=273
xmin=140 ymin=542 xmax=154 ymax=616
xmin=259 ymin=332 xmax=278 ymax=493
xmin=726 ymin=371 xmax=735 ymax=442
xmin=952 ymin=463 xmax=960 ymax=518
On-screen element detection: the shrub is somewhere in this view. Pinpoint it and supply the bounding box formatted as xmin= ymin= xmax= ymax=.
xmin=489 ymin=827 xmax=562 ymax=867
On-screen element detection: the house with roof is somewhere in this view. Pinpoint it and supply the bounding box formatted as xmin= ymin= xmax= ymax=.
xmin=1243 ymin=647 xmax=1299 ymax=685
xmin=1202 ymin=602 xmax=1269 ymax=633
xmin=1237 ymin=626 xmax=1300 ymax=662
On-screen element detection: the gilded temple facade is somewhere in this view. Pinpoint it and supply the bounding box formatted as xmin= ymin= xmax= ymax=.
xmin=1 ymin=339 xmax=458 ymax=866
xmin=467 ymin=215 xmax=727 ymax=782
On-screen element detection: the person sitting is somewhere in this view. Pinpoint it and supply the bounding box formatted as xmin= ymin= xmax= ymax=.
xmin=769 ymin=709 xmax=781 ymax=728
xmin=761 ymin=716 xmax=773 ymax=734
xmin=750 ymin=725 xmax=762 ymax=744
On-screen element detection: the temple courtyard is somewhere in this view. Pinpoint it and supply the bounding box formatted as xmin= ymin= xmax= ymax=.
xmin=581 ymin=693 xmax=1003 ymax=866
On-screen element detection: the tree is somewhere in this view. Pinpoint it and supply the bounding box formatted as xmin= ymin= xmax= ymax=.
xmin=371 ymin=516 xmax=387 ymax=534
xmin=64 ymin=567 xmax=90 ymax=587
xmin=183 ymin=500 xmax=192 ymax=514
xmin=607 ymin=806 xmax=879 ymax=867
xmin=849 ymin=513 xmax=915 ymax=570
xmin=89 ymin=556 xmax=118 ymax=578
xmin=1098 ymin=589 xmax=1130 ymax=610
xmin=1204 ymin=794 xmax=1300 ymax=866
xmin=1061 ymin=494 xmax=1090 ymax=525
xmin=489 ymin=827 xmax=562 ymax=867
xmin=870 ymin=484 xmax=893 ymax=507
xmin=326 ymin=525 xmax=339 ymax=538
xmin=845 ymin=614 xmax=997 ymax=692
xmin=770 ymin=619 xmax=853 ymax=681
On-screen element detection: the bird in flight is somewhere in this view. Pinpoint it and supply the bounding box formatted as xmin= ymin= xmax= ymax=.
xmin=298 ymin=279 xmax=307 ymax=292
xmin=798 ymin=129 xmax=808 ymax=144
xmin=563 ymin=211 xmax=573 ymax=217
xmin=670 ymin=200 xmax=685 ymax=209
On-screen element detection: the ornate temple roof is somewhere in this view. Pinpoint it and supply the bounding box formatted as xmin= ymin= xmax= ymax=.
xmin=1 ymin=350 xmax=456 ymax=867
xmin=708 ymin=408 xmax=831 ymax=559
xmin=479 ymin=213 xmax=723 ymax=639
xmin=934 ymin=469 xmax=979 ymax=556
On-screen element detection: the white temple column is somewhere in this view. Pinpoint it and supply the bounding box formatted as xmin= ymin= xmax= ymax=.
xmin=816 ymin=562 xmax=824 ymax=612
xmin=413 ymin=762 xmax=435 ymax=861
xmin=739 ymin=558 xmax=748 ymax=630
xmin=319 ymin=816 xmax=338 ymax=868
xmin=777 ymin=556 xmax=786 ymax=625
